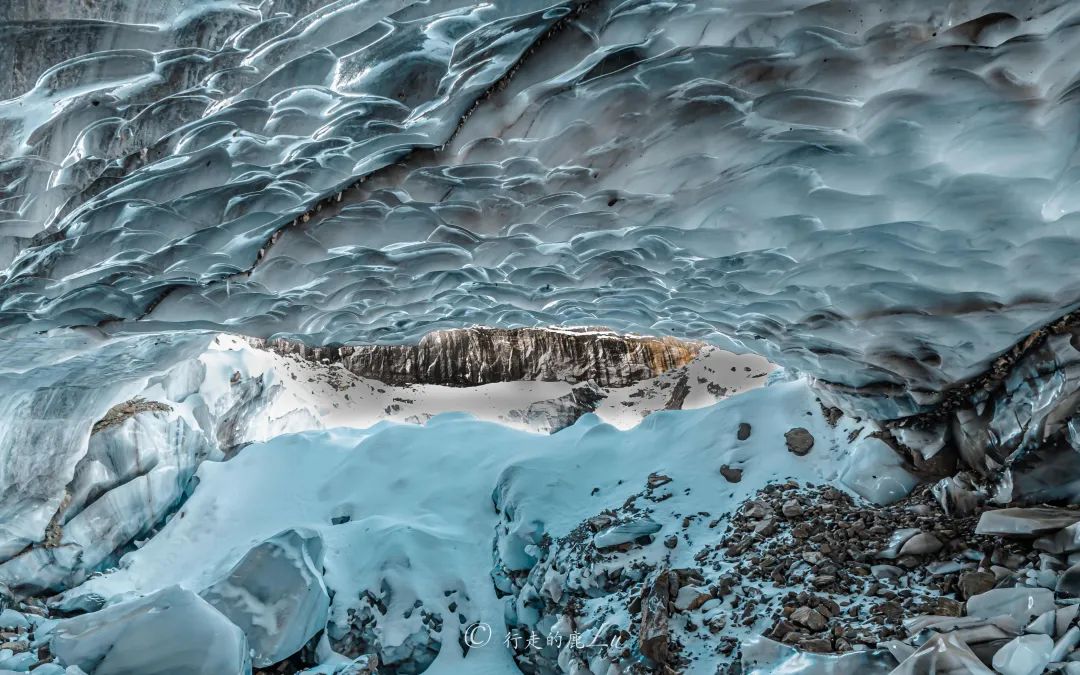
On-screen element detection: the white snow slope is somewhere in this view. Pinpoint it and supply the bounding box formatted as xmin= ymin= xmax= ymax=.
xmin=57 ymin=370 xmax=895 ymax=674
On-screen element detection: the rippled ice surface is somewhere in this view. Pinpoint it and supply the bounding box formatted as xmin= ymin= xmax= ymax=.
xmin=4 ymin=0 xmax=1080 ymax=410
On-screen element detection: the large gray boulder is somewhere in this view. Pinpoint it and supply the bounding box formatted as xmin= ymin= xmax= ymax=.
xmin=201 ymin=528 xmax=330 ymax=667
xmin=51 ymin=585 xmax=251 ymax=675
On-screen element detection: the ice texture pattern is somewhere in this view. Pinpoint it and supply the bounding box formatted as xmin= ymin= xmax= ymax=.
xmin=4 ymin=1 xmax=1080 ymax=413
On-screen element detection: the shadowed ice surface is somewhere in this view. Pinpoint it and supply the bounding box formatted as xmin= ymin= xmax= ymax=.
xmin=4 ymin=0 xmax=1080 ymax=414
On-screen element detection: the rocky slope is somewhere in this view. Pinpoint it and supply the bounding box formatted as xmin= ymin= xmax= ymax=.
xmin=260 ymin=327 xmax=702 ymax=388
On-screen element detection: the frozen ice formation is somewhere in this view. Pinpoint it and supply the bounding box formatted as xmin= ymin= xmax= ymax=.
xmin=8 ymin=0 xmax=1080 ymax=674
xmin=201 ymin=528 xmax=330 ymax=667
xmin=3 ymin=0 xmax=1080 ymax=416
xmin=0 ymin=329 xmax=768 ymax=599
xmin=50 ymin=585 xmax=252 ymax=674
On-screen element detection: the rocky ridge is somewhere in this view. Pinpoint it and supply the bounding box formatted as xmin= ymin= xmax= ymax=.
xmin=259 ymin=327 xmax=702 ymax=388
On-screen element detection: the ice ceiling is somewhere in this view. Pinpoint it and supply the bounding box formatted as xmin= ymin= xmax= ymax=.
xmin=3 ymin=0 xmax=1080 ymax=412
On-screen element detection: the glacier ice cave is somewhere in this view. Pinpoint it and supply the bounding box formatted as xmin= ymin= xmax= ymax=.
xmin=7 ymin=0 xmax=1080 ymax=673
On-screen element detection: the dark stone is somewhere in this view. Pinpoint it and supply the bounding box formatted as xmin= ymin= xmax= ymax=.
xmin=664 ymin=375 xmax=692 ymax=410
xmin=648 ymin=473 xmax=673 ymax=489
xmin=785 ymin=428 xmax=815 ymax=456
xmin=820 ymin=405 xmax=843 ymax=427
xmin=720 ymin=465 xmax=743 ymax=483
xmin=790 ymin=606 xmax=827 ymax=632
xmin=737 ymin=423 xmax=752 ymax=441
xmin=958 ymin=571 xmax=996 ymax=600
xmin=798 ymin=638 xmax=833 ymax=653
xmin=639 ymin=570 xmax=675 ymax=666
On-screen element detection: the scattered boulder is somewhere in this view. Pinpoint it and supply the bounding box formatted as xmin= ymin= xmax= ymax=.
xmin=789 ymin=606 xmax=827 ymax=632
xmin=50 ymin=586 xmax=251 ymax=675
xmin=898 ymin=532 xmax=943 ymax=556
xmin=958 ymin=571 xmax=996 ymax=600
xmin=673 ymin=586 xmax=711 ymax=612
xmin=876 ymin=528 xmax=920 ymax=560
xmin=870 ymin=565 xmax=904 ymax=580
xmin=975 ymin=507 xmax=1080 ymax=537
xmin=201 ymin=529 xmax=329 ymax=667
xmin=737 ymin=423 xmax=752 ymax=441
xmin=742 ymin=500 xmax=772 ymax=520
xmin=647 ymin=473 xmax=672 ymax=489
xmin=991 ymin=634 xmax=1053 ymax=675
xmin=797 ymin=638 xmax=832 ymax=653
xmin=784 ymin=428 xmax=814 ymax=456
xmin=719 ymin=465 xmax=743 ymax=483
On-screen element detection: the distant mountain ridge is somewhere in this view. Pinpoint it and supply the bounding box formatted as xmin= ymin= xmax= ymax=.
xmin=258 ymin=326 xmax=703 ymax=388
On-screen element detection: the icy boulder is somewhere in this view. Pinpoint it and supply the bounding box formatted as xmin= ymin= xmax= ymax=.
xmin=50 ymin=585 xmax=251 ymax=675
xmin=201 ymin=528 xmax=330 ymax=667
xmin=992 ymin=634 xmax=1053 ymax=675
xmin=741 ymin=634 xmax=895 ymax=674
xmin=838 ymin=436 xmax=919 ymax=506
xmin=0 ymin=411 xmax=213 ymax=593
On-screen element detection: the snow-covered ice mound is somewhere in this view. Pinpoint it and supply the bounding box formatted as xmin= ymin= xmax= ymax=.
xmin=55 ymin=376 xmax=890 ymax=673
xmin=0 ymin=328 xmax=768 ymax=592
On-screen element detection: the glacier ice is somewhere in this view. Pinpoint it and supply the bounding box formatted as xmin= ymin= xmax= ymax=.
xmin=7 ymin=0 xmax=1080 ymax=674
xmin=3 ymin=0 xmax=1080 ymax=415
xmin=48 ymin=376 xmax=868 ymax=674
xmin=201 ymin=528 xmax=330 ymax=667
xmin=0 ymin=330 xmax=767 ymax=591
xmin=49 ymin=585 xmax=251 ymax=675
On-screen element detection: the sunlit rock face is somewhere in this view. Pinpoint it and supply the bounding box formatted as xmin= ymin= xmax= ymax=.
xmin=4 ymin=0 xmax=1080 ymax=416
xmin=262 ymin=326 xmax=702 ymax=387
